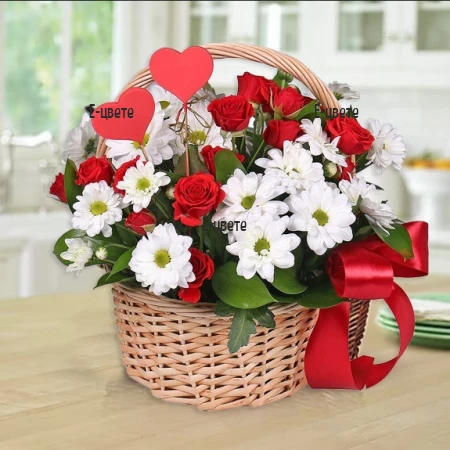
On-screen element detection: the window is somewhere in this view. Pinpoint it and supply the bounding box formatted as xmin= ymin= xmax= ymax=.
xmin=2 ymin=1 xmax=113 ymax=140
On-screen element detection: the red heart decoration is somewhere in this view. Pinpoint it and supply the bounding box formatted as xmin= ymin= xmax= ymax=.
xmin=91 ymin=87 xmax=155 ymax=143
xmin=149 ymin=46 xmax=214 ymax=103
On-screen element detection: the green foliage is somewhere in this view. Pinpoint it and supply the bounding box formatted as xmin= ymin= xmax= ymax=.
xmin=214 ymin=300 xmax=235 ymax=317
xmin=174 ymin=144 xmax=208 ymax=175
xmin=95 ymin=271 xmax=134 ymax=289
xmin=114 ymin=223 xmax=138 ymax=247
xmin=272 ymin=267 xmax=308 ymax=295
xmin=272 ymin=69 xmax=293 ymax=87
xmin=369 ymin=220 xmax=414 ymax=260
xmin=107 ymin=248 xmax=134 ymax=278
xmin=64 ymin=159 xmax=83 ymax=212
xmin=250 ymin=306 xmax=275 ymax=329
xmin=212 ymin=261 xmax=275 ymax=309
xmin=202 ymin=217 xmax=228 ymax=263
xmin=214 ymin=150 xmax=247 ymax=184
xmin=294 ymin=100 xmax=321 ymax=122
xmin=228 ymin=309 xmax=256 ymax=353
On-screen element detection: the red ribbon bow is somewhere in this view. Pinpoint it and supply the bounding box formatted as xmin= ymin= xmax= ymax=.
xmin=305 ymin=221 xmax=429 ymax=389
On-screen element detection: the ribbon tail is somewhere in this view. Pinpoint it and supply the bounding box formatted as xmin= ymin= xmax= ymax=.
xmin=305 ymin=284 xmax=415 ymax=390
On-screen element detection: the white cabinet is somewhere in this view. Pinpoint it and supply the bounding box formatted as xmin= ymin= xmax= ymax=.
xmin=177 ymin=1 xmax=450 ymax=88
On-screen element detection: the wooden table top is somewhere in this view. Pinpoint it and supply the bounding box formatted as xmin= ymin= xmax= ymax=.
xmin=1 ymin=276 xmax=449 ymax=450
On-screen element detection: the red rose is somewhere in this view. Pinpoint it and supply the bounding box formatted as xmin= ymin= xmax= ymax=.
xmin=49 ymin=173 xmax=67 ymax=203
xmin=237 ymin=72 xmax=276 ymax=107
xmin=173 ymin=173 xmax=225 ymax=226
xmin=125 ymin=210 xmax=156 ymax=235
xmin=112 ymin=156 xmax=141 ymax=195
xmin=263 ymin=120 xmax=302 ymax=149
xmin=208 ymin=95 xmax=254 ymax=132
xmin=75 ymin=156 xmax=114 ymax=186
xmin=200 ymin=146 xmax=245 ymax=177
xmin=325 ymin=117 xmax=374 ymax=155
xmin=338 ymin=157 xmax=356 ymax=181
xmin=178 ymin=248 xmax=215 ymax=303
xmin=271 ymin=86 xmax=313 ymax=118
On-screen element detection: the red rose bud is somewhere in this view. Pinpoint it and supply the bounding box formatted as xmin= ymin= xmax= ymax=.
xmin=200 ymin=145 xmax=245 ymax=177
xmin=271 ymin=86 xmax=313 ymax=119
xmin=75 ymin=156 xmax=114 ymax=186
xmin=263 ymin=119 xmax=302 ymax=149
xmin=125 ymin=210 xmax=156 ymax=235
xmin=208 ymin=95 xmax=254 ymax=132
xmin=325 ymin=117 xmax=374 ymax=155
xmin=237 ymin=72 xmax=276 ymax=108
xmin=49 ymin=172 xmax=67 ymax=203
xmin=338 ymin=157 xmax=356 ymax=181
xmin=112 ymin=156 xmax=141 ymax=195
xmin=178 ymin=248 xmax=215 ymax=303
xmin=173 ymin=172 xmax=225 ymax=227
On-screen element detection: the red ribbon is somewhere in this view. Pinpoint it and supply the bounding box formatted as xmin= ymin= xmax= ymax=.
xmin=305 ymin=221 xmax=429 ymax=389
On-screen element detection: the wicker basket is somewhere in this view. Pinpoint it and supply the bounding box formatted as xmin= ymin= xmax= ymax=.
xmin=97 ymin=43 xmax=370 ymax=411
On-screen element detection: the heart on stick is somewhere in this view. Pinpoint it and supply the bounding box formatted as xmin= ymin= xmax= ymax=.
xmin=149 ymin=46 xmax=214 ymax=103
xmin=91 ymin=87 xmax=155 ymax=143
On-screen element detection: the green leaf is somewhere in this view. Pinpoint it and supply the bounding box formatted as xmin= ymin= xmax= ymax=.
xmin=202 ymin=216 xmax=228 ymax=262
xmin=215 ymin=300 xmax=235 ymax=317
xmin=53 ymin=229 xmax=86 ymax=266
xmin=294 ymin=100 xmax=321 ymax=122
xmin=272 ymin=266 xmax=308 ymax=295
xmin=250 ymin=306 xmax=275 ymax=329
xmin=174 ymin=144 xmax=208 ymax=175
xmin=114 ymin=223 xmax=138 ymax=247
xmin=165 ymin=172 xmax=183 ymax=185
xmin=354 ymin=225 xmax=374 ymax=241
xmin=95 ymin=271 xmax=135 ymax=289
xmin=356 ymin=152 xmax=370 ymax=172
xmin=272 ymin=69 xmax=293 ymax=86
xmin=214 ymin=149 xmax=247 ymax=184
xmin=368 ymin=219 xmax=414 ymax=260
xmin=107 ymin=247 xmax=134 ymax=278
xmin=273 ymin=281 xmax=345 ymax=308
xmin=228 ymin=309 xmax=256 ymax=353
xmin=64 ymin=159 xmax=83 ymax=213
xmin=212 ymin=261 xmax=275 ymax=309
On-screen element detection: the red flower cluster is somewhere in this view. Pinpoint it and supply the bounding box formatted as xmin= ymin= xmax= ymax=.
xmin=200 ymin=145 xmax=245 ymax=177
xmin=178 ymin=248 xmax=214 ymax=303
xmin=76 ymin=156 xmax=114 ymax=186
xmin=173 ymin=172 xmax=225 ymax=226
xmin=208 ymin=95 xmax=254 ymax=132
xmin=237 ymin=72 xmax=276 ymax=110
xmin=271 ymin=86 xmax=313 ymax=118
xmin=125 ymin=210 xmax=156 ymax=235
xmin=49 ymin=173 xmax=67 ymax=203
xmin=263 ymin=120 xmax=302 ymax=149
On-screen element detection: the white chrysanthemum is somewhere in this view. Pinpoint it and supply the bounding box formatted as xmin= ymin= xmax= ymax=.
xmin=72 ymin=181 xmax=123 ymax=238
xmin=106 ymin=109 xmax=175 ymax=168
xmin=287 ymin=181 xmax=355 ymax=255
xmin=328 ymin=81 xmax=360 ymax=100
xmin=297 ymin=118 xmax=347 ymax=166
xmin=226 ymin=214 xmax=300 ymax=282
xmin=170 ymin=100 xmax=231 ymax=155
xmin=63 ymin=113 xmax=97 ymax=167
xmin=61 ymin=238 xmax=93 ymax=274
xmin=116 ymin=160 xmax=170 ymax=212
xmin=212 ymin=169 xmax=289 ymax=226
xmin=129 ymin=223 xmax=195 ymax=295
xmin=256 ymin=141 xmax=324 ymax=194
xmin=339 ymin=176 xmax=396 ymax=232
xmin=366 ymin=119 xmax=406 ymax=174
xmin=148 ymin=83 xmax=183 ymax=119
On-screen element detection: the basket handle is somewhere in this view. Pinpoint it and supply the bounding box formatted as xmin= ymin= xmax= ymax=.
xmin=96 ymin=43 xmax=340 ymax=157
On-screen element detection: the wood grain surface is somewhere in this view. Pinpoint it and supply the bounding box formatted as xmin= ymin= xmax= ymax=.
xmin=1 ymin=276 xmax=449 ymax=450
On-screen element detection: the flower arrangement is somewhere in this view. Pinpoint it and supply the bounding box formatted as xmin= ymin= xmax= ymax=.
xmin=51 ymin=69 xmax=411 ymax=353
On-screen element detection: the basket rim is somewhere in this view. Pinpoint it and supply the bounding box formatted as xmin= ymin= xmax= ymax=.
xmin=113 ymin=282 xmax=315 ymax=320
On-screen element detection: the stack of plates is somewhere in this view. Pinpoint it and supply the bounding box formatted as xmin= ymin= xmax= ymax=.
xmin=377 ymin=293 xmax=450 ymax=349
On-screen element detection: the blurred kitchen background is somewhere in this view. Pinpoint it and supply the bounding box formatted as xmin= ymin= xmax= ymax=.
xmin=0 ymin=0 xmax=449 ymax=300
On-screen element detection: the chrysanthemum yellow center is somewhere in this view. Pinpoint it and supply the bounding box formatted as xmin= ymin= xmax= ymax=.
xmin=136 ymin=177 xmax=151 ymax=191
xmin=90 ymin=201 xmax=107 ymax=216
xmin=132 ymin=133 xmax=150 ymax=149
xmin=254 ymin=238 xmax=270 ymax=255
xmin=154 ymin=249 xmax=171 ymax=268
xmin=188 ymin=130 xmax=207 ymax=145
xmin=241 ymin=195 xmax=256 ymax=210
xmin=160 ymin=100 xmax=170 ymax=110
xmin=313 ymin=209 xmax=329 ymax=226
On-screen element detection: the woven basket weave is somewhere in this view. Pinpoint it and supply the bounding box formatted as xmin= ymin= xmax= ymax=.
xmin=98 ymin=43 xmax=370 ymax=410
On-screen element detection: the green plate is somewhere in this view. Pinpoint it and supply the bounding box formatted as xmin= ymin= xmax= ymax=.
xmin=379 ymin=292 xmax=450 ymax=328
xmin=377 ymin=315 xmax=450 ymax=335
xmin=377 ymin=317 xmax=450 ymax=349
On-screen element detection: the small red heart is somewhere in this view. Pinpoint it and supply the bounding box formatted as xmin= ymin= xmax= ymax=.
xmin=149 ymin=46 xmax=214 ymax=103
xmin=91 ymin=87 xmax=155 ymax=143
